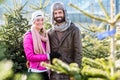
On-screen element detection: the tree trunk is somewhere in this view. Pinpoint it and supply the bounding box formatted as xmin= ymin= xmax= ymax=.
xmin=110 ymin=0 xmax=115 ymax=76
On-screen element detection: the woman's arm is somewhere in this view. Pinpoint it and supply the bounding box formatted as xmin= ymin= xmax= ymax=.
xmin=23 ymin=32 xmax=49 ymax=62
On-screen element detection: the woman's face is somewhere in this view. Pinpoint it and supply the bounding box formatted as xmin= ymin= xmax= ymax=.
xmin=34 ymin=17 xmax=44 ymax=30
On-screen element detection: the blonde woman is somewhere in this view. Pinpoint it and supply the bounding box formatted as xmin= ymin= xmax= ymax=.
xmin=23 ymin=10 xmax=50 ymax=80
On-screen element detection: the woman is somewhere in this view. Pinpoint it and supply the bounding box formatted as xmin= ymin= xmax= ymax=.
xmin=23 ymin=10 xmax=50 ymax=80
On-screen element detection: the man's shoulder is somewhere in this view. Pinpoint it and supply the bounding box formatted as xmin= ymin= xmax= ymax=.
xmin=47 ymin=28 xmax=55 ymax=35
xmin=70 ymin=22 xmax=80 ymax=31
xmin=47 ymin=28 xmax=52 ymax=33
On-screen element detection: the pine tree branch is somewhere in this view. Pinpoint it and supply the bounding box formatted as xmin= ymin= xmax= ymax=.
xmin=98 ymin=0 xmax=110 ymax=19
xmin=69 ymin=3 xmax=108 ymax=23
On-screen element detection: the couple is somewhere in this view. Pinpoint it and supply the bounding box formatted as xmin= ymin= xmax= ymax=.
xmin=23 ymin=2 xmax=82 ymax=80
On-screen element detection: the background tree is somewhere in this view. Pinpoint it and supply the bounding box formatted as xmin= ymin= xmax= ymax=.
xmin=80 ymin=23 xmax=110 ymax=59
xmin=69 ymin=0 xmax=120 ymax=76
xmin=0 ymin=0 xmax=29 ymax=72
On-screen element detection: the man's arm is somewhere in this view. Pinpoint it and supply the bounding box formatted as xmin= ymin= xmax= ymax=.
xmin=73 ymin=27 xmax=82 ymax=66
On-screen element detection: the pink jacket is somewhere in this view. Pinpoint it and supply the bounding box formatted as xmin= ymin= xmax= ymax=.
xmin=23 ymin=31 xmax=49 ymax=70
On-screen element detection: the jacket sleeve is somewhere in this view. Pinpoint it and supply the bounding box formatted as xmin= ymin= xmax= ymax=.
xmin=23 ymin=33 xmax=49 ymax=62
xmin=73 ymin=28 xmax=82 ymax=66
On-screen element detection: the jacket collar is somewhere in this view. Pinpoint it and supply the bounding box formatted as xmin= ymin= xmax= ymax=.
xmin=54 ymin=23 xmax=75 ymax=47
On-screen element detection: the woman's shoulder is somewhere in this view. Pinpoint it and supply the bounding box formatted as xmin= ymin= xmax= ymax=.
xmin=24 ymin=30 xmax=32 ymax=38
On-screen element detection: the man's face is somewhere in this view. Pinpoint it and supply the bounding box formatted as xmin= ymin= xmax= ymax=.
xmin=53 ymin=9 xmax=65 ymax=23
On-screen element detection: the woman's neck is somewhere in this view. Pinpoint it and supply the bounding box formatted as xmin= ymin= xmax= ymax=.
xmin=35 ymin=26 xmax=41 ymax=32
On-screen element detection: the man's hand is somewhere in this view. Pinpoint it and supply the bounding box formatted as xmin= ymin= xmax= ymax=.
xmin=50 ymin=52 xmax=61 ymax=60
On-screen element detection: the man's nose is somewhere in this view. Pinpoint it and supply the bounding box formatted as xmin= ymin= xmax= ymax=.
xmin=56 ymin=13 xmax=61 ymax=17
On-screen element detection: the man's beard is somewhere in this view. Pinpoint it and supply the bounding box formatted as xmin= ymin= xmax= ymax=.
xmin=54 ymin=16 xmax=65 ymax=23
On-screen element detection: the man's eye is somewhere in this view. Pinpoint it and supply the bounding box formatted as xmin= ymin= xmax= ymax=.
xmin=54 ymin=13 xmax=57 ymax=15
xmin=59 ymin=12 xmax=62 ymax=14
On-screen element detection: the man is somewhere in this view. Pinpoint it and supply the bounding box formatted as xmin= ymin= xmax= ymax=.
xmin=48 ymin=2 xmax=82 ymax=80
